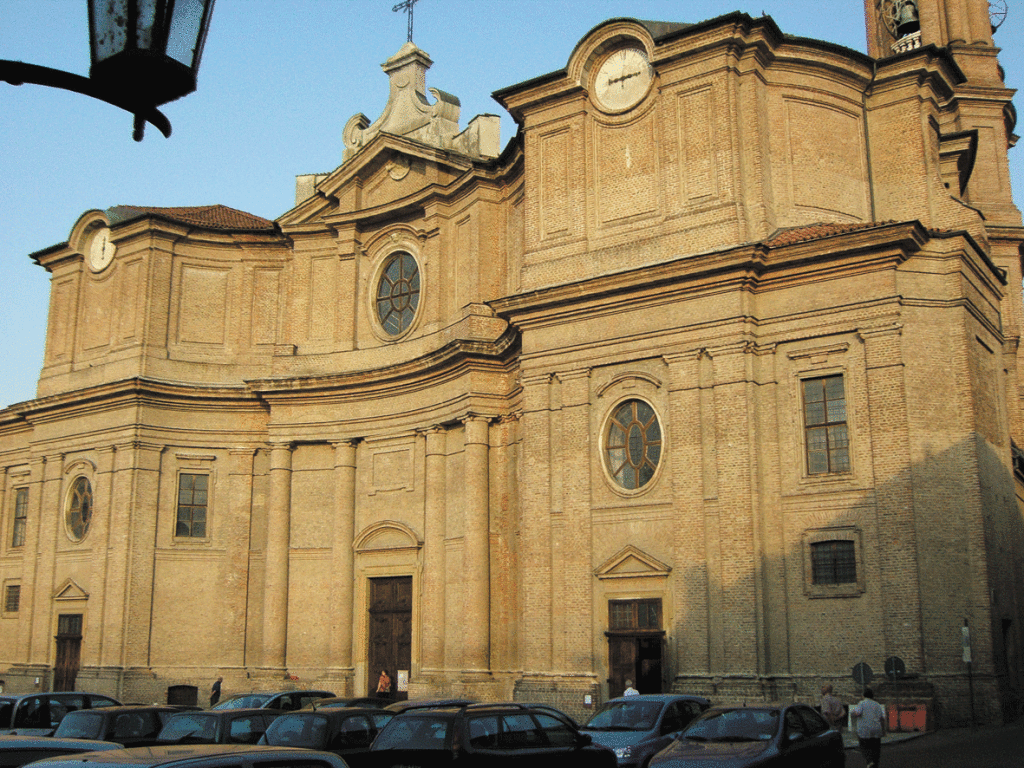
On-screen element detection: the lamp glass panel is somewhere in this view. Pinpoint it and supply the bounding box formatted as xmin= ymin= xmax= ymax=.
xmin=90 ymin=0 xmax=129 ymax=62
xmin=167 ymin=0 xmax=208 ymax=67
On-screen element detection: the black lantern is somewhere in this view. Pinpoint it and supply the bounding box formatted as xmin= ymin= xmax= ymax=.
xmin=89 ymin=0 xmax=215 ymax=110
xmin=0 ymin=0 xmax=215 ymax=140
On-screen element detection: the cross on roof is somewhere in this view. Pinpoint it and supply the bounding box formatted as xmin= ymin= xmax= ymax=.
xmin=392 ymin=0 xmax=422 ymax=43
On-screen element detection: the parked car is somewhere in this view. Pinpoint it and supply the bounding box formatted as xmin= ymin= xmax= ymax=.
xmin=306 ymin=696 xmax=391 ymax=710
xmin=21 ymin=744 xmax=349 ymax=768
xmin=53 ymin=705 xmax=199 ymax=747
xmin=649 ymin=704 xmax=845 ymax=768
xmin=383 ymin=698 xmax=476 ymax=713
xmin=581 ymin=694 xmax=711 ymax=767
xmin=259 ymin=707 xmax=394 ymax=767
xmin=211 ymin=690 xmax=334 ymax=712
xmin=0 ymin=735 xmax=121 ymax=767
xmin=370 ymin=702 xmax=617 ymax=768
xmin=0 ymin=693 xmax=122 ymax=737
xmin=156 ymin=708 xmax=284 ymax=745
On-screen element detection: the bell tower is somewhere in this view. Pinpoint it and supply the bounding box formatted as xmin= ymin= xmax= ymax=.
xmin=865 ymin=0 xmax=1020 ymax=227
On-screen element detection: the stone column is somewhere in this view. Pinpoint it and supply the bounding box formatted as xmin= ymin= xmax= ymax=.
xmin=421 ymin=427 xmax=447 ymax=673
xmin=462 ymin=416 xmax=490 ymax=673
xmin=330 ymin=440 xmax=358 ymax=680
xmin=263 ymin=441 xmax=293 ymax=671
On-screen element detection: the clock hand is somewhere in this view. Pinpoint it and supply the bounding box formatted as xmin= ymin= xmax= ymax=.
xmin=609 ymin=69 xmax=641 ymax=87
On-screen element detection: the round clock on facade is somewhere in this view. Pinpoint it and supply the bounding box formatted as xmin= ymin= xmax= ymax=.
xmin=593 ymin=45 xmax=653 ymax=111
xmin=88 ymin=226 xmax=116 ymax=271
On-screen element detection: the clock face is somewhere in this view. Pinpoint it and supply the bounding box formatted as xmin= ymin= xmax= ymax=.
xmin=594 ymin=46 xmax=653 ymax=111
xmin=88 ymin=227 xmax=116 ymax=271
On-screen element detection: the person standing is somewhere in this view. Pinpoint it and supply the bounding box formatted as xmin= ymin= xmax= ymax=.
xmin=376 ymin=669 xmax=392 ymax=699
xmin=622 ymin=679 xmax=639 ymax=697
xmin=850 ymin=687 xmax=886 ymax=768
xmin=820 ymin=683 xmax=845 ymax=729
xmin=209 ymin=676 xmax=223 ymax=707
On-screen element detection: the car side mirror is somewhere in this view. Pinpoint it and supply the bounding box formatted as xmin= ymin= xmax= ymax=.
xmin=787 ymin=731 xmax=805 ymax=744
xmin=577 ymin=732 xmax=593 ymax=747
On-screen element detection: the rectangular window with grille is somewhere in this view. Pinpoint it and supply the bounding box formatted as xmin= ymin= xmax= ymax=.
xmin=12 ymin=488 xmax=28 ymax=547
xmin=609 ymin=599 xmax=662 ymax=630
xmin=811 ymin=540 xmax=857 ymax=584
xmin=4 ymin=584 xmax=20 ymax=613
xmin=803 ymin=375 xmax=850 ymax=475
xmin=176 ymin=473 xmax=208 ymax=538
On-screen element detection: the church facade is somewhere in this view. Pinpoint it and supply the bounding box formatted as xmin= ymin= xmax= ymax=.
xmin=2 ymin=1 xmax=1023 ymax=724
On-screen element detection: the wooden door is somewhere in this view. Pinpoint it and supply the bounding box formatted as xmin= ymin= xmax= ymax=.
xmin=368 ymin=577 xmax=412 ymax=701
xmin=54 ymin=614 xmax=83 ymax=692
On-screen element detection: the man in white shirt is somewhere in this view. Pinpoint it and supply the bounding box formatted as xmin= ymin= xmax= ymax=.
xmin=622 ymin=679 xmax=639 ymax=697
xmin=850 ymin=687 xmax=886 ymax=768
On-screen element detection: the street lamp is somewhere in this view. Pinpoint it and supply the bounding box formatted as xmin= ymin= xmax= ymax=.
xmin=0 ymin=0 xmax=216 ymax=141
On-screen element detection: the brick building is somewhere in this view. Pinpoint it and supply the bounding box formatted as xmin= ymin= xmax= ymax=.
xmin=1 ymin=1 xmax=1023 ymax=724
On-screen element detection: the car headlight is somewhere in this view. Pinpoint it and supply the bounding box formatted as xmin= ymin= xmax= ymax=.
xmin=613 ymin=746 xmax=633 ymax=760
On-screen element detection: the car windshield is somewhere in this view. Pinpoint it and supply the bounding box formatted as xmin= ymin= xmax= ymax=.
xmin=54 ymin=711 xmax=104 ymax=740
xmin=213 ymin=695 xmax=271 ymax=710
xmin=373 ymin=716 xmax=450 ymax=750
xmin=158 ymin=713 xmax=218 ymax=742
xmin=584 ymin=701 xmax=662 ymax=731
xmin=682 ymin=709 xmax=779 ymax=742
xmin=264 ymin=714 xmax=329 ymax=749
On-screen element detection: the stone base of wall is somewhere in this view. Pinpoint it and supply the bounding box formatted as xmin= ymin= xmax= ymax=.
xmin=513 ymin=675 xmax=602 ymax=724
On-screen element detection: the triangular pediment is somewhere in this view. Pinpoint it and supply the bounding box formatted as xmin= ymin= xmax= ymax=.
xmin=53 ymin=578 xmax=89 ymax=601
xmin=594 ymin=545 xmax=672 ymax=580
xmin=278 ymin=134 xmax=475 ymax=230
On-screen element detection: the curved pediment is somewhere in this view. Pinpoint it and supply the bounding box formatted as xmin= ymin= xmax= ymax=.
xmin=354 ymin=520 xmax=422 ymax=553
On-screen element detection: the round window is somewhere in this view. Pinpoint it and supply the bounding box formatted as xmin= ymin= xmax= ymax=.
xmin=376 ymin=252 xmax=420 ymax=336
xmin=605 ymin=399 xmax=662 ymax=491
xmin=66 ymin=476 xmax=93 ymax=541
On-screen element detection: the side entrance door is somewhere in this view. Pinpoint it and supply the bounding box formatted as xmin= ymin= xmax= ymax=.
xmin=607 ymin=599 xmax=664 ymax=697
xmin=53 ymin=614 xmax=83 ymax=692
xmin=368 ymin=576 xmax=412 ymax=701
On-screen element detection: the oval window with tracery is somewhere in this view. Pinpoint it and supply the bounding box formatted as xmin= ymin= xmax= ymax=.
xmin=376 ymin=252 xmax=420 ymax=336
xmin=66 ymin=476 xmax=93 ymax=541
xmin=605 ymin=399 xmax=662 ymax=491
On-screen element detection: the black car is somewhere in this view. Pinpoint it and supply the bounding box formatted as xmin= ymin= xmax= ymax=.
xmin=21 ymin=744 xmax=348 ymax=768
xmin=580 ymin=694 xmax=711 ymax=767
xmin=650 ymin=704 xmax=845 ymax=768
xmin=0 ymin=735 xmax=121 ymax=767
xmin=211 ymin=690 xmax=334 ymax=712
xmin=370 ymin=703 xmax=617 ymax=768
xmin=156 ymin=708 xmax=284 ymax=745
xmin=53 ymin=705 xmax=198 ymax=747
xmin=259 ymin=707 xmax=394 ymax=768
xmin=0 ymin=693 xmax=122 ymax=736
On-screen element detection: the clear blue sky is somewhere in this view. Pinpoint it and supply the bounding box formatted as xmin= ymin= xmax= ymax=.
xmin=2 ymin=0 xmax=1022 ymax=409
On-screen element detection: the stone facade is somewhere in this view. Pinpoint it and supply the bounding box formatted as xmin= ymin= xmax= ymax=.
xmin=1 ymin=3 xmax=1023 ymax=725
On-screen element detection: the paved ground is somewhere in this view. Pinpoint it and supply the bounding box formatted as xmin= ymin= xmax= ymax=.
xmin=841 ymin=716 xmax=1024 ymax=768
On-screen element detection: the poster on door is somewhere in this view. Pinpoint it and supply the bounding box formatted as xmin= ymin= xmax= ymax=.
xmin=398 ymin=670 xmax=409 ymax=692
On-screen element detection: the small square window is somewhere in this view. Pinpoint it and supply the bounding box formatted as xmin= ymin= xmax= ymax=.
xmin=803 ymin=527 xmax=864 ymax=599
xmin=811 ymin=540 xmax=857 ymax=584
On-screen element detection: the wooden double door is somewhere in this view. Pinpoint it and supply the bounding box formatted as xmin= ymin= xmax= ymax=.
xmin=368 ymin=577 xmax=412 ymax=701
xmin=54 ymin=614 xmax=83 ymax=692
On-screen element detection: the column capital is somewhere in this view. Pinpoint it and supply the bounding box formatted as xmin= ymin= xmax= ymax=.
xmin=461 ymin=414 xmax=492 ymax=445
xmin=332 ymin=439 xmax=359 ymax=468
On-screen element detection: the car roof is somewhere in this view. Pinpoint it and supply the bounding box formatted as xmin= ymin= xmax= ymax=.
xmin=0 ymin=735 xmax=122 ymax=750
xmin=275 ymin=707 xmax=387 ymax=719
xmin=24 ymin=744 xmax=347 ymax=767
xmin=384 ymin=698 xmax=477 ymax=712
xmin=64 ymin=705 xmax=186 ymax=715
xmin=603 ymin=694 xmax=712 ymax=705
xmin=166 ymin=708 xmax=276 ymax=717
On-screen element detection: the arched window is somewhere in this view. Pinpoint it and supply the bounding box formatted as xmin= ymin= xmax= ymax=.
xmin=65 ymin=477 xmax=93 ymax=541
xmin=375 ymin=252 xmax=420 ymax=336
xmin=605 ymin=399 xmax=662 ymax=490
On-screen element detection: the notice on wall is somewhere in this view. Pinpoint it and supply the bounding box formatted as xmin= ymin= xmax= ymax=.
xmin=398 ymin=670 xmax=409 ymax=692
